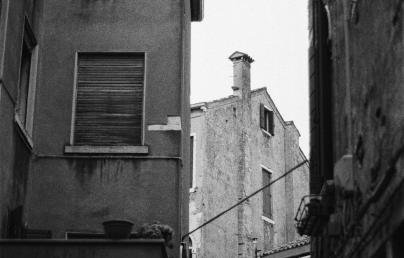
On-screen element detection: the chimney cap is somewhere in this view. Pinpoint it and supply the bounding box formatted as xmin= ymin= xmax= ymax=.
xmin=229 ymin=51 xmax=254 ymax=63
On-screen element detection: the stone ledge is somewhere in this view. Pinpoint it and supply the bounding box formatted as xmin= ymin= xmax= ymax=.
xmin=64 ymin=145 xmax=149 ymax=154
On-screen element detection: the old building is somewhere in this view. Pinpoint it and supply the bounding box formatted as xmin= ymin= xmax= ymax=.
xmin=0 ymin=0 xmax=202 ymax=257
xmin=295 ymin=0 xmax=404 ymax=257
xmin=188 ymin=52 xmax=310 ymax=258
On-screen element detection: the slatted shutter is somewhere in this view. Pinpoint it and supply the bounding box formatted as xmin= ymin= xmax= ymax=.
xmin=268 ymin=110 xmax=274 ymax=136
xmin=260 ymin=103 xmax=265 ymax=129
xmin=262 ymin=170 xmax=272 ymax=218
xmin=74 ymin=53 xmax=144 ymax=146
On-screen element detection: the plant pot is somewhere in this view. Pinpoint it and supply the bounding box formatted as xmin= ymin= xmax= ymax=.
xmin=102 ymin=220 xmax=134 ymax=239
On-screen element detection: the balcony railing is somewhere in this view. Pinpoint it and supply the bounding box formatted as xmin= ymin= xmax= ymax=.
xmin=295 ymin=194 xmax=323 ymax=236
xmin=295 ymin=180 xmax=335 ymax=236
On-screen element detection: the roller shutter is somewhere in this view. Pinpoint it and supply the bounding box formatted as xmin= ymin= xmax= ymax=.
xmin=74 ymin=53 xmax=144 ymax=146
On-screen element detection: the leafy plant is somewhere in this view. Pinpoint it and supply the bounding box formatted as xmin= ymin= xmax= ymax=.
xmin=134 ymin=221 xmax=174 ymax=248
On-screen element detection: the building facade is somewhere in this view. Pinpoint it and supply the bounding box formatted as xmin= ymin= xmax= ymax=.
xmin=299 ymin=0 xmax=404 ymax=257
xmin=189 ymin=52 xmax=309 ymax=258
xmin=0 ymin=0 xmax=202 ymax=257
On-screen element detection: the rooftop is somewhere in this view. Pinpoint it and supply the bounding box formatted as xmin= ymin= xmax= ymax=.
xmin=263 ymin=236 xmax=310 ymax=256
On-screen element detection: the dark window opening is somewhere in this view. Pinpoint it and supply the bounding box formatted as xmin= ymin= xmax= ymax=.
xmin=190 ymin=0 xmax=203 ymax=22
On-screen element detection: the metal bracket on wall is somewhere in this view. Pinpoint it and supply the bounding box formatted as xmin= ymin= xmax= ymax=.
xmin=350 ymin=0 xmax=359 ymax=23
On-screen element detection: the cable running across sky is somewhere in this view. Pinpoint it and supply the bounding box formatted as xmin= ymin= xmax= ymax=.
xmin=181 ymin=159 xmax=309 ymax=241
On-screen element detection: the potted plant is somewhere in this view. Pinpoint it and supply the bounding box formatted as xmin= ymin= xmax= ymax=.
xmin=102 ymin=219 xmax=134 ymax=239
xmin=134 ymin=221 xmax=174 ymax=248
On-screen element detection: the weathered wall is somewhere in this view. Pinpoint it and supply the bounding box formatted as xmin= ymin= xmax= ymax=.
xmin=189 ymin=108 xmax=206 ymax=254
xmin=190 ymin=88 xmax=310 ymax=257
xmin=26 ymin=158 xmax=180 ymax=235
xmin=291 ymin=149 xmax=309 ymax=240
xmin=250 ymin=91 xmax=287 ymax=249
xmin=338 ymin=0 xmax=404 ymax=257
xmin=199 ymin=98 xmax=240 ymax=258
xmin=311 ymin=0 xmax=404 ymax=257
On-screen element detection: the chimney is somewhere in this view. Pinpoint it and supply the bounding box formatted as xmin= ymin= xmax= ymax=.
xmin=229 ymin=51 xmax=254 ymax=99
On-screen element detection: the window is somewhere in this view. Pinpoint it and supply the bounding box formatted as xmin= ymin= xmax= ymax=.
xmin=262 ymin=168 xmax=273 ymax=219
xmin=72 ymin=52 xmax=145 ymax=146
xmin=260 ymin=104 xmax=274 ymax=136
xmin=263 ymin=220 xmax=274 ymax=251
xmin=310 ymin=0 xmax=334 ymax=194
xmin=190 ymin=135 xmax=194 ymax=188
xmin=190 ymin=0 xmax=204 ymax=22
xmin=16 ymin=19 xmax=37 ymax=138
xmin=189 ymin=133 xmax=197 ymax=191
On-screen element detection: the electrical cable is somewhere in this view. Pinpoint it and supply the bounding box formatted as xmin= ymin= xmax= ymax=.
xmin=181 ymin=159 xmax=309 ymax=241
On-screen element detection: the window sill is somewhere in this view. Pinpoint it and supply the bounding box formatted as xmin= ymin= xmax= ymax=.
xmin=14 ymin=114 xmax=33 ymax=150
xmin=261 ymin=129 xmax=273 ymax=137
xmin=64 ymin=145 xmax=149 ymax=154
xmin=262 ymin=215 xmax=275 ymax=224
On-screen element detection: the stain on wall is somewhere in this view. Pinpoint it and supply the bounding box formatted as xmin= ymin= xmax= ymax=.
xmin=190 ymin=88 xmax=309 ymax=257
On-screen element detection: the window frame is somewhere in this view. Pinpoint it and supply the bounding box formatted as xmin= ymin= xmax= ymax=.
xmin=15 ymin=17 xmax=38 ymax=148
xmin=261 ymin=165 xmax=274 ymax=220
xmin=260 ymin=104 xmax=275 ymax=136
xmin=189 ymin=133 xmax=197 ymax=192
xmin=66 ymin=51 xmax=148 ymax=154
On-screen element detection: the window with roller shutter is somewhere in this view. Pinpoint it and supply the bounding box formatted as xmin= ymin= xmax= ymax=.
xmin=72 ymin=52 xmax=145 ymax=146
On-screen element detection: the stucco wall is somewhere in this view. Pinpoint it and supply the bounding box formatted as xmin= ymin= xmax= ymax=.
xmin=199 ymin=100 xmax=240 ymax=258
xmin=33 ymin=0 xmax=184 ymax=154
xmin=190 ymin=89 xmax=310 ymax=257
xmin=26 ymin=158 xmax=180 ymax=235
xmin=0 ymin=1 xmax=193 ymax=258
xmin=21 ymin=3 xmax=190 ymax=258
xmin=292 ymin=150 xmax=309 ymax=240
xmin=250 ymin=91 xmax=287 ymax=249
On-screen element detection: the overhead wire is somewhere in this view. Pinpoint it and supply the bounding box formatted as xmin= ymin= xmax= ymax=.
xmin=181 ymin=159 xmax=309 ymax=241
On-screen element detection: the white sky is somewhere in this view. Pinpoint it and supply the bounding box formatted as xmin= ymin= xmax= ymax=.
xmin=190 ymin=0 xmax=310 ymax=156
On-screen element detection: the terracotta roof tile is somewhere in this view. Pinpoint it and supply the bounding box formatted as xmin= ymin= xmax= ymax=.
xmin=263 ymin=236 xmax=310 ymax=255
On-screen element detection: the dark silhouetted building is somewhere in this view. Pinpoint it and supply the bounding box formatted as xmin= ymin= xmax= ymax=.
xmin=295 ymin=1 xmax=404 ymax=258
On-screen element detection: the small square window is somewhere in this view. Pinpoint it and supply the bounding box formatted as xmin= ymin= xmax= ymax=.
xmin=260 ymin=104 xmax=274 ymax=136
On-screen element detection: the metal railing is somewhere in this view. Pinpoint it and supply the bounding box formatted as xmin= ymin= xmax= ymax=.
xmin=294 ymin=194 xmax=322 ymax=236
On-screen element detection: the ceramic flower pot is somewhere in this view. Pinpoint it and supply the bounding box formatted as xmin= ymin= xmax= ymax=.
xmin=102 ymin=220 xmax=134 ymax=239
